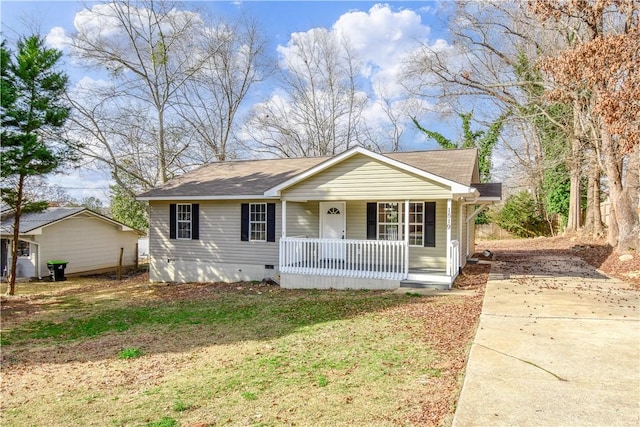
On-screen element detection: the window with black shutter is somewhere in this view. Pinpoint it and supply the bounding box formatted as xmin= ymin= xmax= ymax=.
xmin=366 ymin=201 xmax=434 ymax=246
xmin=241 ymin=203 xmax=276 ymax=242
xmin=169 ymin=203 xmax=199 ymax=240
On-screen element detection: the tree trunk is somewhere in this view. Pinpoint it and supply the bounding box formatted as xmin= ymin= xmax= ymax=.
xmin=7 ymin=175 xmax=25 ymax=296
xmin=601 ymin=128 xmax=639 ymax=251
xmin=158 ymin=109 xmax=168 ymax=183
xmin=584 ymin=149 xmax=604 ymax=237
xmin=566 ymin=103 xmax=583 ymax=232
xmin=608 ymin=201 xmax=619 ymax=247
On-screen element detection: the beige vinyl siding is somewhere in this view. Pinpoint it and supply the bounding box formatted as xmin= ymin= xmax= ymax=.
xmin=282 ymin=154 xmax=452 ymax=200
xmin=149 ymin=201 xmax=280 ymax=266
xmin=345 ymin=201 xmax=366 ymax=239
xmin=36 ymin=215 xmax=138 ymax=275
xmin=285 ymin=201 xmax=319 ymax=237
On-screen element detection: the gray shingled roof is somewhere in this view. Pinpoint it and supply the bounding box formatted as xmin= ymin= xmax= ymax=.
xmin=138 ymin=148 xmax=480 ymax=200
xmin=1 ymin=207 xmax=140 ymax=235
xmin=1 ymin=207 xmax=85 ymax=235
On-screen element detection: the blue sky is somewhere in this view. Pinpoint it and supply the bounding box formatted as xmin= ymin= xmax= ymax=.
xmin=1 ymin=1 xmax=456 ymax=203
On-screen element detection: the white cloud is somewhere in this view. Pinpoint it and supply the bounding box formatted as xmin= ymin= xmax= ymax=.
xmin=333 ymin=4 xmax=429 ymax=67
xmin=332 ymin=4 xmax=433 ymax=97
xmin=73 ymin=3 xmax=124 ymax=40
xmin=267 ymin=3 xmax=451 ymax=151
xmin=45 ymin=26 xmax=73 ymax=50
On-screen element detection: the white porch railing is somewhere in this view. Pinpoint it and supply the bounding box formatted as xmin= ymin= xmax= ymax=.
xmin=448 ymin=239 xmax=460 ymax=278
xmin=280 ymin=237 xmax=408 ymax=280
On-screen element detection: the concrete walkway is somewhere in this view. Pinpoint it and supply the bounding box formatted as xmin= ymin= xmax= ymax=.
xmin=453 ymin=252 xmax=640 ymax=427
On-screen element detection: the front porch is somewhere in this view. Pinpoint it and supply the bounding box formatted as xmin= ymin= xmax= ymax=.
xmin=279 ymin=236 xmax=460 ymax=289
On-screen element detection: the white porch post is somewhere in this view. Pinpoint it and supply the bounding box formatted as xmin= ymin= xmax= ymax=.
xmin=404 ymin=199 xmax=409 ymax=276
xmin=281 ymin=199 xmax=287 ymax=237
xmin=446 ymin=198 xmax=452 ymax=276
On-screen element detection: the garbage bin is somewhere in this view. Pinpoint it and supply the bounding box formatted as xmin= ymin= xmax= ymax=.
xmin=46 ymin=260 xmax=68 ymax=281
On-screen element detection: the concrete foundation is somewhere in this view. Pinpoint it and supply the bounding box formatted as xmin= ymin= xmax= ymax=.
xmin=280 ymin=272 xmax=399 ymax=290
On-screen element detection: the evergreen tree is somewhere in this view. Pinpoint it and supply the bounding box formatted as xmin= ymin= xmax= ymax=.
xmin=1 ymin=36 xmax=71 ymax=294
xmin=109 ymin=185 xmax=148 ymax=232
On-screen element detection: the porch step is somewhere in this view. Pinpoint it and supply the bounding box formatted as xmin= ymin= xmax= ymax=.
xmin=400 ymin=280 xmax=450 ymax=291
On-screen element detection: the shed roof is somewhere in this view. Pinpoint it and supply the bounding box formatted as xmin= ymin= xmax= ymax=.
xmin=1 ymin=207 xmax=136 ymax=235
xmin=138 ymin=147 xmax=481 ymax=200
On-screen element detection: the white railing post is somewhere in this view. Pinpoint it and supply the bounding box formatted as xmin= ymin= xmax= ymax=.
xmin=280 ymin=237 xmax=408 ymax=281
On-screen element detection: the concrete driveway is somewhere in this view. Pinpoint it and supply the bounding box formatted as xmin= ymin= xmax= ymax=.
xmin=453 ymin=252 xmax=640 ymax=426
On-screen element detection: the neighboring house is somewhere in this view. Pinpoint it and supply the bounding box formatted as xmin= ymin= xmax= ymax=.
xmin=1 ymin=207 xmax=140 ymax=279
xmin=138 ymin=146 xmax=502 ymax=290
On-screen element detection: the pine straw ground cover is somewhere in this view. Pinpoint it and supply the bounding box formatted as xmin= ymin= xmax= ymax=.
xmin=1 ymin=265 xmax=488 ymax=427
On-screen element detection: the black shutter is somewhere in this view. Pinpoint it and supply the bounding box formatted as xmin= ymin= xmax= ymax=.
xmin=366 ymin=202 xmax=377 ymax=240
xmin=169 ymin=204 xmax=176 ymax=239
xmin=191 ymin=204 xmax=199 ymax=240
xmin=266 ymin=203 xmax=276 ymax=242
xmin=424 ymin=202 xmax=436 ymax=247
xmin=241 ymin=203 xmax=249 ymax=241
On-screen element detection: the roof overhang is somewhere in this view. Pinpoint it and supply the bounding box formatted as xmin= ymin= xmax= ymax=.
xmin=137 ymin=195 xmax=278 ymax=202
xmin=3 ymin=209 xmax=139 ymax=235
xmin=265 ymin=146 xmax=477 ymax=197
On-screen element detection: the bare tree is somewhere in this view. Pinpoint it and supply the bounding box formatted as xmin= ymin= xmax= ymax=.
xmin=67 ymin=1 xmax=268 ymax=195
xmin=532 ymin=0 xmax=640 ymax=250
xmin=175 ymin=15 xmax=270 ymax=163
xmin=69 ymin=0 xmax=212 ymax=184
xmin=245 ymin=28 xmax=367 ymax=157
xmin=403 ymin=0 xmax=601 ymax=235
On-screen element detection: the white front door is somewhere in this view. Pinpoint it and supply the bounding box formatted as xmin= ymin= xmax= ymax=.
xmin=320 ymin=202 xmax=346 ymax=260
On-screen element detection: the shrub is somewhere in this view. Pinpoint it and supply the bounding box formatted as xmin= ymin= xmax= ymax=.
xmin=118 ymin=347 xmax=143 ymax=359
xmin=495 ymin=191 xmax=547 ymax=238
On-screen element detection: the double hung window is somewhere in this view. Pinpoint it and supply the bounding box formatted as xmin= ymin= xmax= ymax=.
xmin=249 ymin=203 xmax=267 ymax=242
xmin=378 ymin=203 xmax=400 ymax=241
xmin=176 ymin=204 xmax=192 ymax=239
xmin=371 ymin=202 xmax=433 ymax=247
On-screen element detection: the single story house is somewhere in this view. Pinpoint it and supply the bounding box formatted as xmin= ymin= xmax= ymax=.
xmin=138 ymin=146 xmax=501 ymax=290
xmin=1 ymin=207 xmax=140 ymax=279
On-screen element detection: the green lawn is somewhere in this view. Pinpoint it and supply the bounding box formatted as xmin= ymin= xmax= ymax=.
xmin=1 ymin=277 xmax=482 ymax=426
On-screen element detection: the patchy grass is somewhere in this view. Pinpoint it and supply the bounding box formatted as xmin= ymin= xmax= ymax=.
xmin=1 ymin=272 xmax=487 ymax=426
xmin=118 ymin=347 xmax=143 ymax=360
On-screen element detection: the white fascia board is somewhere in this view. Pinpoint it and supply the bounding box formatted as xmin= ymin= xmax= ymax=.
xmin=453 ymin=188 xmax=481 ymax=199
xmin=265 ymin=146 xmax=474 ymax=197
xmin=24 ymin=229 xmax=43 ymax=235
xmin=137 ymin=195 xmax=279 ymax=201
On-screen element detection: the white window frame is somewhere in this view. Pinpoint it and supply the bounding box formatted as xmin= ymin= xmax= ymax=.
xmin=17 ymin=240 xmax=30 ymax=257
xmin=249 ymin=203 xmax=267 ymax=242
xmin=176 ymin=204 xmax=192 ymax=240
xmin=408 ymin=202 xmax=424 ymax=247
xmin=376 ymin=202 xmax=425 ymax=245
xmin=377 ymin=202 xmax=401 ymax=241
